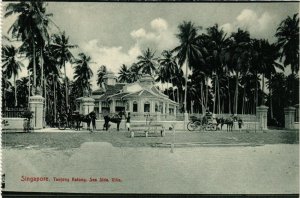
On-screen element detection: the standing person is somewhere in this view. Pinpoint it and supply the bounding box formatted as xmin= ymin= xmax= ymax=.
xmin=90 ymin=110 xmax=97 ymax=131
xmin=125 ymin=112 xmax=131 ymax=131
xmin=238 ymin=117 xmax=243 ymax=132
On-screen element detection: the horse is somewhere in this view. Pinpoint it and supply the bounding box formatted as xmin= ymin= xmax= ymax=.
xmin=216 ymin=117 xmax=234 ymax=132
xmin=72 ymin=111 xmax=95 ymax=131
xmin=103 ymin=111 xmax=124 ymax=131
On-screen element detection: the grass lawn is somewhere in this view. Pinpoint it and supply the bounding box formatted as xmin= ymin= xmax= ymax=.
xmin=2 ymin=129 xmax=299 ymax=150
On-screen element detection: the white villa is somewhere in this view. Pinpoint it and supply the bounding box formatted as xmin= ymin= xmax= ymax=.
xmin=84 ymin=72 xmax=179 ymax=120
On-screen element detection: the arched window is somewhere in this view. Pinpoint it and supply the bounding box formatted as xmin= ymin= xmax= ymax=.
xmin=144 ymin=101 xmax=150 ymax=112
xmin=133 ymin=101 xmax=138 ymax=112
xmin=155 ymin=102 xmax=159 ymax=112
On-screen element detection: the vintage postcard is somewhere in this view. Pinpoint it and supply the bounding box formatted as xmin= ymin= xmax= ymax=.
xmin=1 ymin=1 xmax=299 ymax=196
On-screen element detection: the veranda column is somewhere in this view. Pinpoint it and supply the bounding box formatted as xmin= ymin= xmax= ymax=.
xmin=129 ymin=101 xmax=133 ymax=112
xmin=284 ymin=107 xmax=296 ymax=129
xmin=256 ymin=105 xmax=268 ymax=131
xmin=111 ymin=100 xmax=116 ymax=113
xmin=99 ymin=101 xmax=102 ymax=113
xmin=29 ymin=95 xmax=44 ymax=130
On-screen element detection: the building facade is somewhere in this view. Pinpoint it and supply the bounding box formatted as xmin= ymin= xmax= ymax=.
xmin=85 ymin=72 xmax=178 ymax=120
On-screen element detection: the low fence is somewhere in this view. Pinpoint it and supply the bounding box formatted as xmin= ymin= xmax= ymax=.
xmin=188 ymin=113 xmax=257 ymax=122
xmin=2 ymin=108 xmax=27 ymax=118
xmin=97 ymin=112 xmax=257 ymax=122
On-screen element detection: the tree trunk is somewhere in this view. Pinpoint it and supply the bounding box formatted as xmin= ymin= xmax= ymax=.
xmin=261 ymin=74 xmax=265 ymax=105
xmin=28 ymin=72 xmax=31 ymax=108
xmin=256 ymin=72 xmax=259 ymax=110
xmin=200 ymin=82 xmax=205 ymax=114
xmin=64 ymin=62 xmax=69 ymax=113
xmin=41 ymin=47 xmax=44 ymax=97
xmin=44 ymin=78 xmax=47 ymax=127
xmin=217 ymin=75 xmax=220 ymax=114
xmin=213 ymin=74 xmax=217 ymax=114
xmin=184 ymin=59 xmax=188 ymax=113
xmin=234 ymin=71 xmax=239 ymax=115
xmin=33 ymin=40 xmax=36 ymax=94
xmin=177 ymin=88 xmax=180 ymax=103
xmin=242 ymin=86 xmax=246 ymax=114
xmin=14 ymin=75 xmax=17 ymax=107
xmin=227 ymin=77 xmax=231 ymax=114
xmin=205 ymin=77 xmax=208 ymax=112
xmin=54 ymin=78 xmax=57 ymax=123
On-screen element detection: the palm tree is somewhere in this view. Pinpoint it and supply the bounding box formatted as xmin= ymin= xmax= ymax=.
xmin=203 ymin=24 xmax=230 ymax=114
xmin=173 ymin=21 xmax=203 ymax=115
xmin=275 ymin=13 xmax=299 ymax=74
xmin=128 ymin=63 xmax=142 ymax=83
xmin=97 ymin=65 xmax=107 ymax=85
xmin=5 ymin=2 xmax=52 ymax=94
xmin=118 ymin=64 xmax=130 ymax=83
xmin=158 ymin=50 xmax=178 ymax=92
xmin=16 ymin=77 xmax=30 ymax=108
xmin=73 ymin=53 xmax=93 ymax=96
xmin=226 ymin=29 xmax=251 ymax=114
xmin=137 ymin=48 xmax=157 ymax=75
xmin=2 ymin=45 xmax=24 ymax=106
xmin=50 ymin=32 xmax=77 ymax=112
xmin=2 ymin=70 xmax=13 ymax=110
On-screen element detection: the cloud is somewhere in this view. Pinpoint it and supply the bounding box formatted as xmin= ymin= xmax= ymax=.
xmin=221 ymin=9 xmax=276 ymax=40
xmin=80 ymin=39 xmax=141 ymax=89
xmin=130 ymin=28 xmax=147 ymax=39
xmin=79 ymin=18 xmax=178 ymax=89
xmin=151 ymin=18 xmax=168 ymax=31
xmin=130 ymin=18 xmax=178 ymax=51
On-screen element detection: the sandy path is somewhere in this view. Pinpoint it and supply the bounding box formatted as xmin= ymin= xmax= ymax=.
xmin=2 ymin=143 xmax=299 ymax=194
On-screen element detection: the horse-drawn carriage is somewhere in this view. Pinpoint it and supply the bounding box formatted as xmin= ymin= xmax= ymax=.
xmin=187 ymin=113 xmax=239 ymax=132
xmin=187 ymin=114 xmax=218 ymax=131
xmin=58 ymin=111 xmax=97 ymax=131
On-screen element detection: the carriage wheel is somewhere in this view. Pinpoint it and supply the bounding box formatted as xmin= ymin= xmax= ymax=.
xmin=58 ymin=122 xmax=66 ymax=130
xmin=187 ymin=121 xmax=198 ymax=131
xmin=211 ymin=124 xmax=217 ymax=131
xmin=205 ymin=124 xmax=213 ymax=131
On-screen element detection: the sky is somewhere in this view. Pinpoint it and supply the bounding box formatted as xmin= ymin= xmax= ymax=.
xmin=2 ymin=2 xmax=299 ymax=90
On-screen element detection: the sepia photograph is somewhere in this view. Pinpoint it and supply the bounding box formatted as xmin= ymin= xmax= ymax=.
xmin=1 ymin=1 xmax=299 ymax=196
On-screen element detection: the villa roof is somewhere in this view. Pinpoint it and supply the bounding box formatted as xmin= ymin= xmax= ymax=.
xmin=92 ymin=83 xmax=125 ymax=101
xmin=91 ymin=78 xmax=177 ymax=105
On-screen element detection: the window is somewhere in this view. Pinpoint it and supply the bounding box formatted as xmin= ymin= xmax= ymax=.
xmin=155 ymin=103 xmax=159 ymax=112
xmin=144 ymin=101 xmax=150 ymax=112
xmin=133 ymin=101 xmax=138 ymax=112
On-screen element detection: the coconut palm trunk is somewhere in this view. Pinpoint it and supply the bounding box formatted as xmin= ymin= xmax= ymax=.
xmin=64 ymin=62 xmax=69 ymax=113
xmin=184 ymin=59 xmax=188 ymax=114
xmin=53 ymin=78 xmax=57 ymax=123
xmin=33 ymin=40 xmax=36 ymax=94
xmin=234 ymin=71 xmax=239 ymax=115
xmin=217 ymin=75 xmax=221 ymax=114
xmin=242 ymin=86 xmax=246 ymax=114
xmin=14 ymin=75 xmax=17 ymax=106
xmin=41 ymin=47 xmax=44 ymax=96
xmin=205 ymin=77 xmax=208 ymax=112
xmin=213 ymin=75 xmax=217 ymax=114
xmin=227 ymin=77 xmax=231 ymax=114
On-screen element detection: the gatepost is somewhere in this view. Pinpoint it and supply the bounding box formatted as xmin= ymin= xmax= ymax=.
xmin=284 ymin=107 xmax=296 ymax=129
xmin=256 ymin=105 xmax=268 ymax=131
xmin=29 ymin=95 xmax=44 ymax=130
xmin=184 ymin=112 xmax=189 ymax=130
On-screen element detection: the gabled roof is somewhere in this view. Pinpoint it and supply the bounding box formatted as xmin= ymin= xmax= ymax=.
xmin=92 ymin=83 xmax=125 ymax=101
